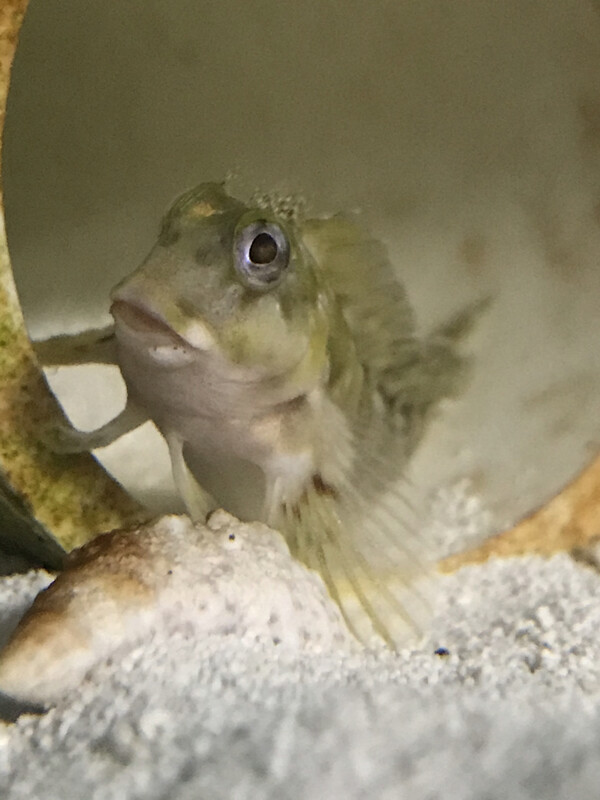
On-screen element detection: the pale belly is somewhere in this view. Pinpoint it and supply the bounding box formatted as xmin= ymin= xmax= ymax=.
xmin=115 ymin=334 xmax=317 ymax=521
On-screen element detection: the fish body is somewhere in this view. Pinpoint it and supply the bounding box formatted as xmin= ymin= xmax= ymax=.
xmin=48 ymin=183 xmax=475 ymax=645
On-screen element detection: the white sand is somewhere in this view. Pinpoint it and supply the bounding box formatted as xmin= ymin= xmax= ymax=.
xmin=1 ymin=537 xmax=600 ymax=799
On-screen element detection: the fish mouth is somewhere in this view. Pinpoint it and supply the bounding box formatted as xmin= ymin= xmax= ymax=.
xmin=110 ymin=300 xmax=184 ymax=341
xmin=110 ymin=299 xmax=216 ymax=355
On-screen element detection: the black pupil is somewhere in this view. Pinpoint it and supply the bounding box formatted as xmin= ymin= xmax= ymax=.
xmin=249 ymin=232 xmax=278 ymax=265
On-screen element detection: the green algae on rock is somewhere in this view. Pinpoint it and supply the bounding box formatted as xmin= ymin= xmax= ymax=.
xmin=0 ymin=0 xmax=147 ymax=569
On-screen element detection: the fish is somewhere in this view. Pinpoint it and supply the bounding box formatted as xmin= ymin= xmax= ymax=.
xmin=38 ymin=182 xmax=481 ymax=646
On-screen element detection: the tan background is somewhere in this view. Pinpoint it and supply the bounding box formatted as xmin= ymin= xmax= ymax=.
xmin=3 ymin=0 xmax=600 ymax=535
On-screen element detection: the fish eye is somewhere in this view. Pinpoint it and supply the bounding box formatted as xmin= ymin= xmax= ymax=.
xmin=234 ymin=220 xmax=290 ymax=290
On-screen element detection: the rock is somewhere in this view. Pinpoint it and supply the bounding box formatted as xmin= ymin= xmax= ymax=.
xmin=0 ymin=512 xmax=353 ymax=705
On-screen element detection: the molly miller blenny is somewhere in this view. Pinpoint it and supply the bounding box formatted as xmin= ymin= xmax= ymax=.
xmin=40 ymin=183 xmax=480 ymax=646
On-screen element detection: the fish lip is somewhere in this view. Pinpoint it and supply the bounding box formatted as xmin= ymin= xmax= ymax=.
xmin=110 ymin=299 xmax=187 ymax=343
xmin=111 ymin=299 xmax=217 ymax=355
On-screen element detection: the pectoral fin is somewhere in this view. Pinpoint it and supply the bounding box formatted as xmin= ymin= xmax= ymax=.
xmin=279 ymin=477 xmax=432 ymax=648
xmin=33 ymin=324 xmax=117 ymax=366
xmin=41 ymin=400 xmax=147 ymax=453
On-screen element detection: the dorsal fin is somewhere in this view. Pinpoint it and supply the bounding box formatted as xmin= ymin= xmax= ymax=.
xmin=301 ymin=215 xmax=417 ymax=379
